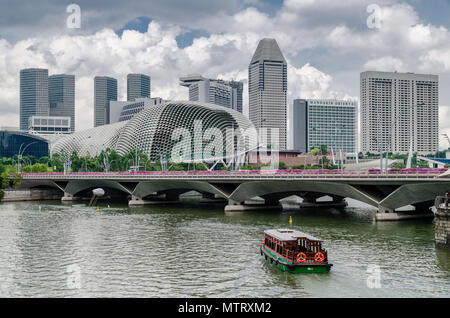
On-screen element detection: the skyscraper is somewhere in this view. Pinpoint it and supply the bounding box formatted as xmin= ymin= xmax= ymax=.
xmin=248 ymin=38 xmax=287 ymax=150
xmin=292 ymin=99 xmax=308 ymax=153
xmin=20 ymin=68 xmax=49 ymax=131
xmin=127 ymin=74 xmax=150 ymax=101
xmin=179 ymin=74 xmax=243 ymax=113
xmin=94 ymin=76 xmax=117 ymax=127
xmin=360 ymin=71 xmax=439 ymax=155
xmin=49 ymin=74 xmax=75 ymax=132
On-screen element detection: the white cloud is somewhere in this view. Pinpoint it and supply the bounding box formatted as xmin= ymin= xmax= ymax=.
xmin=364 ymin=56 xmax=406 ymax=72
xmin=0 ymin=13 xmax=347 ymax=132
xmin=419 ymin=48 xmax=450 ymax=72
xmin=1 ymin=1 xmax=450 ymax=151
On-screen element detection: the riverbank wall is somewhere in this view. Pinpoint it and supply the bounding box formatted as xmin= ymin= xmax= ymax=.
xmin=1 ymin=188 xmax=62 ymax=202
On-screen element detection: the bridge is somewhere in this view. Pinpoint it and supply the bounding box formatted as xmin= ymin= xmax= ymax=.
xmin=18 ymin=170 xmax=450 ymax=220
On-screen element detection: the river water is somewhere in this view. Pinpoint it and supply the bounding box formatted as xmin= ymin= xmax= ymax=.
xmin=0 ymin=198 xmax=449 ymax=298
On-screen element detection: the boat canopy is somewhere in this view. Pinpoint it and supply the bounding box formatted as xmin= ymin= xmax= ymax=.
xmin=264 ymin=229 xmax=322 ymax=242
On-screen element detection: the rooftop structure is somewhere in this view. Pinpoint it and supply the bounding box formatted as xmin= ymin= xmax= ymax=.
xmin=179 ymin=74 xmax=243 ymax=113
xmin=264 ymin=229 xmax=322 ymax=242
xmin=28 ymin=115 xmax=71 ymax=135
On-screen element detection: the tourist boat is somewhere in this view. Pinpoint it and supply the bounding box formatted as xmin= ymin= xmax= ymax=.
xmin=261 ymin=229 xmax=332 ymax=273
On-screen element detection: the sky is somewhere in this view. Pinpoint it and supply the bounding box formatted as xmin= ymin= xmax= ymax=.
xmin=1 ymin=0 xmax=450 ymax=150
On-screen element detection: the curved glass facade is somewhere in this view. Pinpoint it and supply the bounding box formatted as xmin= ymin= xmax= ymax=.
xmin=0 ymin=131 xmax=49 ymax=158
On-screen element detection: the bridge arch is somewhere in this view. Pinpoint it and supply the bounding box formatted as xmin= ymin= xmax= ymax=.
xmin=228 ymin=180 xmax=380 ymax=207
xmin=132 ymin=180 xmax=229 ymax=200
xmin=63 ymin=180 xmax=133 ymax=197
xmin=19 ymin=179 xmax=66 ymax=192
xmin=380 ymin=182 xmax=449 ymax=210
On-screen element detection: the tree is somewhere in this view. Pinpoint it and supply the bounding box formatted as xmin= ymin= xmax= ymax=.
xmin=311 ymin=148 xmax=320 ymax=156
xmin=320 ymin=145 xmax=328 ymax=155
xmin=11 ymin=172 xmax=22 ymax=189
xmin=0 ymin=172 xmax=9 ymax=188
xmin=390 ymin=162 xmax=406 ymax=169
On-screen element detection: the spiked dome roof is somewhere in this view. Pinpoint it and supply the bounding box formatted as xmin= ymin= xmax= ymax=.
xmin=51 ymin=101 xmax=257 ymax=162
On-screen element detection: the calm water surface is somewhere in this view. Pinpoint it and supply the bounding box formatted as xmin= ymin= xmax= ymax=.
xmin=0 ymin=198 xmax=449 ymax=297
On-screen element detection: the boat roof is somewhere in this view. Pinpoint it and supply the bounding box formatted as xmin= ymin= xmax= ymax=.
xmin=264 ymin=229 xmax=322 ymax=242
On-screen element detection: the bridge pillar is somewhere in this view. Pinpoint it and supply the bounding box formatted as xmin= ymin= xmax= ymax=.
xmin=374 ymin=205 xmax=434 ymax=222
xmin=128 ymin=195 xmax=180 ymax=206
xmin=61 ymin=192 xmax=76 ymax=201
xmin=199 ymin=193 xmax=227 ymax=204
xmin=299 ymin=195 xmax=347 ymax=209
xmin=435 ymin=197 xmax=450 ymax=247
xmin=224 ymin=199 xmax=282 ymax=212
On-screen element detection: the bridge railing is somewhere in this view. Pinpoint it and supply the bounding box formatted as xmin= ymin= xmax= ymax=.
xmin=19 ymin=170 xmax=446 ymax=180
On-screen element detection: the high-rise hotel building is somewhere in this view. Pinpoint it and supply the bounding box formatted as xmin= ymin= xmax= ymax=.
xmin=248 ymin=38 xmax=287 ymax=150
xmin=292 ymin=99 xmax=358 ymax=154
xmin=360 ymin=71 xmax=439 ymax=155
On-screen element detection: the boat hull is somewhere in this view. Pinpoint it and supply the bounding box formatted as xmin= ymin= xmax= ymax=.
xmin=262 ymin=246 xmax=332 ymax=274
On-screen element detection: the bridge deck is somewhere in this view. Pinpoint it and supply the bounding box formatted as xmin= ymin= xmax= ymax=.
xmin=17 ymin=172 xmax=450 ymax=211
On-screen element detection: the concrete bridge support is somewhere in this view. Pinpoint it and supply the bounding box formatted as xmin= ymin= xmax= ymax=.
xmin=435 ymin=197 xmax=450 ymax=247
xmin=199 ymin=192 xmax=228 ymax=204
xmin=299 ymin=194 xmax=348 ymax=209
xmin=128 ymin=192 xmax=181 ymax=206
xmin=374 ymin=204 xmax=434 ymax=222
xmin=224 ymin=199 xmax=283 ymax=212
xmin=61 ymin=192 xmax=76 ymax=201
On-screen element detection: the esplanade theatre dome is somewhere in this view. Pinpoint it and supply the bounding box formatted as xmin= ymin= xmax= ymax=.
xmin=51 ymin=101 xmax=257 ymax=162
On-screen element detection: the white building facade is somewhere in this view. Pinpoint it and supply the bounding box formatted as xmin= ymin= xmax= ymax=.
xmin=28 ymin=115 xmax=71 ymax=135
xmin=360 ymin=71 xmax=439 ymax=155
xmin=109 ymin=97 xmax=166 ymax=124
xmin=292 ymin=99 xmax=358 ymax=154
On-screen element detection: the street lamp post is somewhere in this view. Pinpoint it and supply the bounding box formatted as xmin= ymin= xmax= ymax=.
xmin=17 ymin=141 xmax=38 ymax=173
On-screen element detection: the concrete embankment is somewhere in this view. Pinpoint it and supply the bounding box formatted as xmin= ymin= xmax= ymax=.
xmin=1 ymin=189 xmax=62 ymax=202
xmin=435 ymin=196 xmax=450 ymax=247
